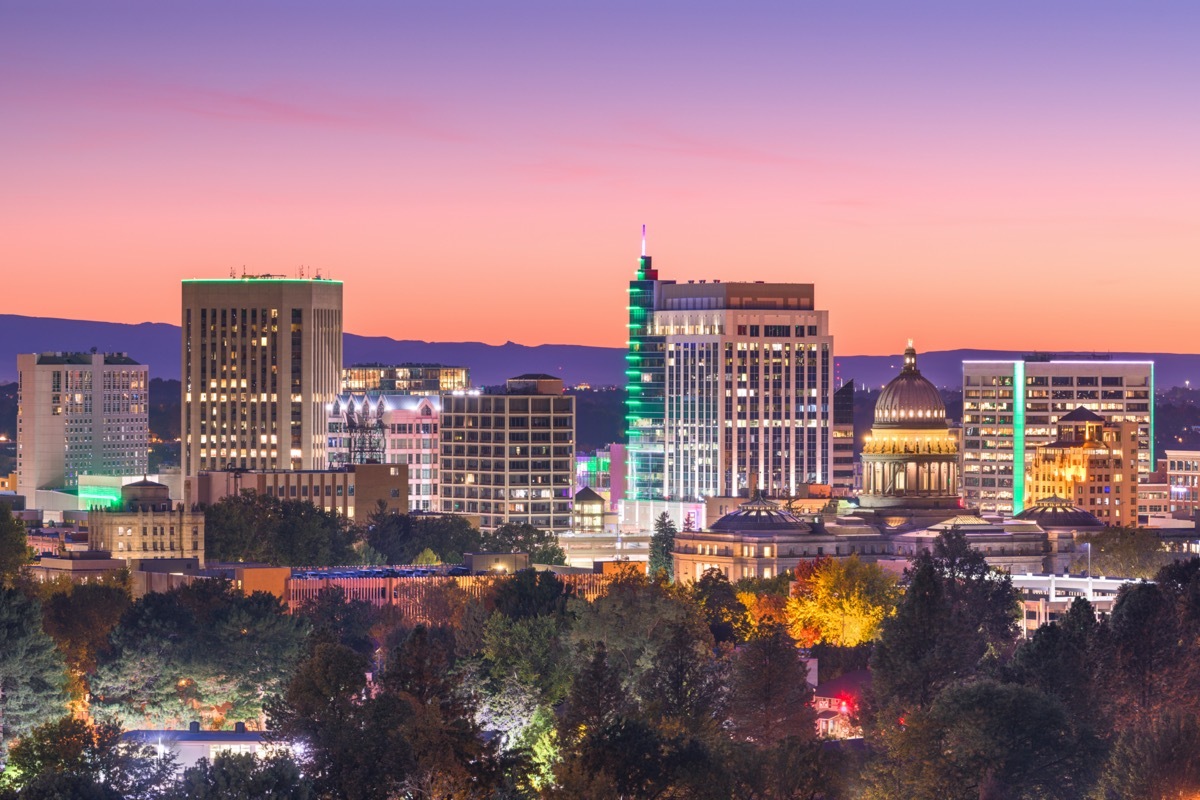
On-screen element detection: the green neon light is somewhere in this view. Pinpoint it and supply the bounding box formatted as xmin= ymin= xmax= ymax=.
xmin=1012 ymin=361 xmax=1026 ymax=514
xmin=1150 ymin=361 xmax=1156 ymax=470
xmin=79 ymin=486 xmax=123 ymax=510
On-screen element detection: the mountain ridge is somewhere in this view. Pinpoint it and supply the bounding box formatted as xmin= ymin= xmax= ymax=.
xmin=1 ymin=313 xmax=1196 ymax=389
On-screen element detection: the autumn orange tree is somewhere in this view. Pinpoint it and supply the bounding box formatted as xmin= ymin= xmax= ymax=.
xmin=786 ymin=555 xmax=900 ymax=647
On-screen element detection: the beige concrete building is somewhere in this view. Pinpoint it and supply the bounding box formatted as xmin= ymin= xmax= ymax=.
xmin=17 ymin=352 xmax=149 ymax=500
xmin=1025 ymin=407 xmax=1139 ymax=526
xmin=88 ymin=480 xmax=206 ymax=565
xmin=440 ymin=375 xmax=575 ymax=533
xmin=181 ymin=277 xmax=343 ymax=485
xmin=194 ymin=463 xmax=408 ymax=521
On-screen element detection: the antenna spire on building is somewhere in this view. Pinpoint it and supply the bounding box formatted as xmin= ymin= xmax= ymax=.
xmin=641 ymin=224 xmax=647 ymax=257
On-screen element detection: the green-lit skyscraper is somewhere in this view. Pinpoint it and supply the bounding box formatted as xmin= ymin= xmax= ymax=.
xmin=625 ymin=235 xmax=673 ymax=506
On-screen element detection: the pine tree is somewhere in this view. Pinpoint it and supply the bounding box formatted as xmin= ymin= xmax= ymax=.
xmin=0 ymin=588 xmax=66 ymax=757
xmin=649 ymin=512 xmax=677 ymax=581
xmin=0 ymin=506 xmax=31 ymax=587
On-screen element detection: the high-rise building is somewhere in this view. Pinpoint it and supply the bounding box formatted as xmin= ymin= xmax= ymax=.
xmin=16 ymin=352 xmax=149 ymax=500
xmin=342 ymin=364 xmax=469 ymax=394
xmin=440 ymin=375 xmax=575 ymax=533
xmin=962 ymin=357 xmax=1153 ymax=515
xmin=181 ymin=277 xmax=343 ymax=483
xmin=327 ymin=393 xmax=441 ymax=510
xmin=1025 ymin=407 xmax=1140 ymax=526
xmin=657 ymin=280 xmax=834 ymax=500
xmin=625 ymin=244 xmax=674 ymax=506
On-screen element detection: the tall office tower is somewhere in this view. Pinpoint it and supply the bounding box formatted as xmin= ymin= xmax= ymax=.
xmin=962 ymin=357 xmax=1153 ymax=515
xmin=342 ymin=364 xmax=469 ymax=394
xmin=16 ymin=352 xmax=149 ymax=499
xmin=625 ymin=243 xmax=674 ymax=507
xmin=657 ymin=281 xmax=835 ymax=500
xmin=440 ymin=375 xmax=575 ymax=533
xmin=181 ymin=277 xmax=343 ymax=481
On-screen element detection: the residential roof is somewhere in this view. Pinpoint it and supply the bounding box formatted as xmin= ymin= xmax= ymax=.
xmin=1059 ymin=406 xmax=1105 ymax=423
xmin=573 ymin=487 xmax=606 ymax=504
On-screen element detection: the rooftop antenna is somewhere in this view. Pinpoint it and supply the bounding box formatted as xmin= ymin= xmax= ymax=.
xmin=299 ymin=264 xmax=306 ymax=278
xmin=230 ymin=265 xmax=236 ymax=278
xmin=641 ymin=224 xmax=647 ymax=257
xmin=315 ymin=266 xmax=322 ymax=280
xmin=241 ymin=265 xmax=246 ymax=278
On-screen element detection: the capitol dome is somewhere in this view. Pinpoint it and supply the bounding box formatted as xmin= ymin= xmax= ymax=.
xmin=709 ymin=492 xmax=810 ymax=533
xmin=1013 ymin=496 xmax=1105 ymax=530
xmin=873 ymin=342 xmax=946 ymax=429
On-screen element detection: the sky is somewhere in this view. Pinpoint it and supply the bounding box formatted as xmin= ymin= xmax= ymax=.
xmin=2 ymin=1 xmax=1198 ymax=355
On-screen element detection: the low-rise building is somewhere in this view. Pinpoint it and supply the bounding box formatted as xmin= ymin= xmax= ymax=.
xmin=1162 ymin=450 xmax=1200 ymax=521
xmin=88 ymin=480 xmax=205 ymax=566
xmin=194 ymin=463 xmax=408 ymax=521
xmin=326 ymin=394 xmax=440 ymax=510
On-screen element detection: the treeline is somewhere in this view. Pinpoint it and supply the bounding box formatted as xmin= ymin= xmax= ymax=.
xmin=202 ymin=494 xmax=565 ymax=566
xmin=6 ymin=511 xmax=1200 ymax=797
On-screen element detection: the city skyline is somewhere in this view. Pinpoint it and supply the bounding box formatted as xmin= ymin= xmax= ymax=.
xmin=4 ymin=1 xmax=1199 ymax=355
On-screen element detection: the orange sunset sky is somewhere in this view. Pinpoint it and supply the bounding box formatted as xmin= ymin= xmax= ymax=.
xmin=3 ymin=2 xmax=1198 ymax=355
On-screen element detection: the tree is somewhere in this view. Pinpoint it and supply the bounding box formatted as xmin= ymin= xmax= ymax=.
xmin=296 ymin=586 xmax=378 ymax=659
xmin=0 ymin=588 xmax=65 ymax=756
xmin=482 ymin=612 xmax=572 ymax=705
xmin=558 ymin=643 xmax=628 ymax=749
xmin=569 ymin=574 xmax=696 ymax=689
xmin=481 ymin=522 xmax=566 ymax=566
xmin=692 ymin=568 xmax=749 ymax=644
xmin=366 ymin=511 xmax=481 ymax=565
xmin=0 ymin=506 xmax=30 ymax=588
xmin=726 ymin=624 xmax=816 ymax=745
xmin=870 ymin=531 xmax=1019 ymax=714
xmin=638 ymin=616 xmax=726 ymax=729
xmin=1094 ymin=709 xmax=1200 ymax=799
xmin=786 ymin=555 xmax=900 ymax=647
xmin=492 ymin=568 xmax=573 ymax=620
xmin=412 ymin=547 xmax=440 ymax=566
xmin=39 ymin=577 xmax=132 ymax=699
xmin=167 ymin=752 xmax=313 ymax=800
xmin=865 ymin=680 xmax=1085 ymax=800
xmin=649 ymin=512 xmax=677 ymax=580
xmin=4 ymin=715 xmax=175 ymax=800
xmin=91 ymin=582 xmax=308 ymax=729
xmin=1075 ymin=526 xmax=1172 ymax=579
xmin=204 ymin=493 xmax=361 ymax=566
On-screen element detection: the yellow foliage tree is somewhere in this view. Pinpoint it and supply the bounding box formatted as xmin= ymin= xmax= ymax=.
xmin=786 ymin=555 xmax=900 ymax=647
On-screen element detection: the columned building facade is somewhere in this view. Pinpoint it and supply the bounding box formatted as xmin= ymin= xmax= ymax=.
xmin=859 ymin=343 xmax=959 ymax=509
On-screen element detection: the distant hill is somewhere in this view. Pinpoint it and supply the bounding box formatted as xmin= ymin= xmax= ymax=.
xmin=1 ymin=314 xmax=1198 ymax=389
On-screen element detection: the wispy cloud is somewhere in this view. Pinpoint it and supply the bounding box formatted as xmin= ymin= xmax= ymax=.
xmin=12 ymin=72 xmax=471 ymax=142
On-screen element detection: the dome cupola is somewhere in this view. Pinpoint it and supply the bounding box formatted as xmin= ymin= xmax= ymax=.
xmin=873 ymin=341 xmax=946 ymax=429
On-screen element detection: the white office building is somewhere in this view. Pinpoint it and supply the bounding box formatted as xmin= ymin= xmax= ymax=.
xmin=962 ymin=358 xmax=1153 ymax=515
